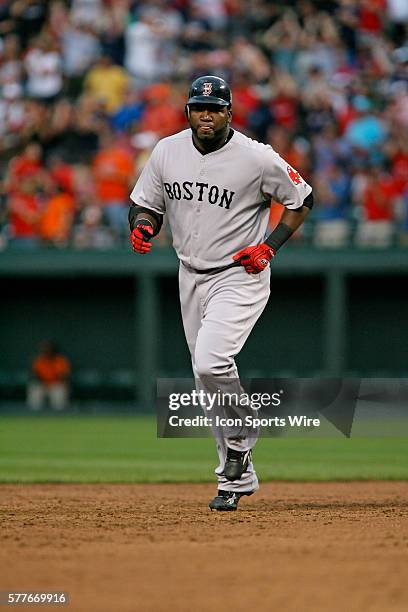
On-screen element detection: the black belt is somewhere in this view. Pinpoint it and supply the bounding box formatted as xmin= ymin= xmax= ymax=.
xmin=185 ymin=261 xmax=242 ymax=275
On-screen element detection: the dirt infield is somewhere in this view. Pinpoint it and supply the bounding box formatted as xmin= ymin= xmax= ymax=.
xmin=1 ymin=482 xmax=407 ymax=612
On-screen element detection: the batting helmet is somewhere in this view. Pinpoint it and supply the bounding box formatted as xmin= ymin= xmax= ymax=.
xmin=186 ymin=75 xmax=232 ymax=108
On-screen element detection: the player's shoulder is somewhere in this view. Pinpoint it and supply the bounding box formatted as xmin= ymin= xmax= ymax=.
xmin=148 ymin=130 xmax=190 ymax=163
xmin=156 ymin=129 xmax=191 ymax=150
xmin=231 ymin=130 xmax=275 ymax=155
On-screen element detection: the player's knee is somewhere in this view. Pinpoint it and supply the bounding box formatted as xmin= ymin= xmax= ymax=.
xmin=194 ymin=353 xmax=234 ymax=378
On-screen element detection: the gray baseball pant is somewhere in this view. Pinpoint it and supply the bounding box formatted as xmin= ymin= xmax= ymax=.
xmin=179 ymin=262 xmax=270 ymax=493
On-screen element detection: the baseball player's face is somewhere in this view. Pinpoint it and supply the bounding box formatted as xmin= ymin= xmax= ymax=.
xmin=187 ymin=103 xmax=231 ymax=147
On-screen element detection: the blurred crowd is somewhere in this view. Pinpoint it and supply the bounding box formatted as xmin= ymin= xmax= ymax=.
xmin=0 ymin=0 xmax=407 ymax=250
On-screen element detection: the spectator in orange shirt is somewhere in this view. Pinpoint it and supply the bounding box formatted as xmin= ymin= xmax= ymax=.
xmin=27 ymin=341 xmax=71 ymax=411
xmin=92 ymin=133 xmax=134 ymax=236
xmin=38 ymin=190 xmax=76 ymax=246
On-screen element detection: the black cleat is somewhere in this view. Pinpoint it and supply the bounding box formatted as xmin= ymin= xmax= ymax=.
xmin=209 ymin=490 xmax=253 ymax=512
xmin=224 ymin=448 xmax=252 ymax=481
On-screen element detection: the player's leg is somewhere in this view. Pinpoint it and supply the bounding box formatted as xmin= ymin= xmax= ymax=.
xmin=193 ymin=267 xmax=270 ymax=494
xmin=179 ymin=263 xmax=259 ymax=491
xmin=179 ymin=263 xmax=270 ymax=498
xmin=179 ymin=263 xmax=204 ymax=356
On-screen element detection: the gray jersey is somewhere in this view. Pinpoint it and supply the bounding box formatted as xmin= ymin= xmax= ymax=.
xmin=130 ymin=128 xmax=312 ymax=269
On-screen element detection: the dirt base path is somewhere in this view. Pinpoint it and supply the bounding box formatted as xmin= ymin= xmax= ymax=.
xmin=1 ymin=483 xmax=407 ymax=612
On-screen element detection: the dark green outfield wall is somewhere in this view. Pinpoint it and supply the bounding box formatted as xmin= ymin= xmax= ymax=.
xmin=348 ymin=277 xmax=408 ymax=375
xmin=1 ymin=277 xmax=135 ymax=371
xmin=1 ymin=248 xmax=408 ymax=403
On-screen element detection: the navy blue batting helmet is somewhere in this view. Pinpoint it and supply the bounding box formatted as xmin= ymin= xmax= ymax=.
xmin=186 ymin=75 xmax=232 ymax=107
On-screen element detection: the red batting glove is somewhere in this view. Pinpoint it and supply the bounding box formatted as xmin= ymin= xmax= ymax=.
xmin=233 ymin=243 xmax=275 ymax=274
xmin=130 ymin=224 xmax=154 ymax=254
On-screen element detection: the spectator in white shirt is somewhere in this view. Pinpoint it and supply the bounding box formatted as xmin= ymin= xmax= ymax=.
xmin=24 ymin=33 xmax=63 ymax=101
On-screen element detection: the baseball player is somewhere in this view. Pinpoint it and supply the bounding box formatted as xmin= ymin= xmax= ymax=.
xmin=129 ymin=76 xmax=313 ymax=511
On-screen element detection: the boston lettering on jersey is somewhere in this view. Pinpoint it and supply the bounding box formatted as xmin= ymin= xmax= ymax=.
xmin=163 ymin=181 xmax=235 ymax=209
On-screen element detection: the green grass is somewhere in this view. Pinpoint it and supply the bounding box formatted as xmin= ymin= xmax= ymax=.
xmin=0 ymin=416 xmax=407 ymax=483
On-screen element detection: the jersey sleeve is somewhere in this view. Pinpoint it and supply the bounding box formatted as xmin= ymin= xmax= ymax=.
xmin=129 ymin=143 xmax=166 ymax=215
xmin=260 ymin=147 xmax=312 ymax=210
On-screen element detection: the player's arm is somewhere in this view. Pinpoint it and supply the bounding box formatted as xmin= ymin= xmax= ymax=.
xmin=129 ymin=144 xmax=165 ymax=254
xmin=128 ymin=204 xmax=163 ymax=234
xmin=264 ymin=192 xmax=313 ymax=251
xmin=129 ymin=205 xmax=163 ymax=254
xmin=233 ymin=194 xmax=313 ymax=274
xmin=233 ymin=150 xmax=313 ymax=274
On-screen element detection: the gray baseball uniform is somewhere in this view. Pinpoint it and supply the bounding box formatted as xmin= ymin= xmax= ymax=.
xmin=130 ymin=127 xmax=312 ymax=492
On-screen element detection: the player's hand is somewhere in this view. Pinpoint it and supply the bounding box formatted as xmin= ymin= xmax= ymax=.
xmin=233 ymin=243 xmax=275 ymax=274
xmin=130 ymin=223 xmax=154 ymax=254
